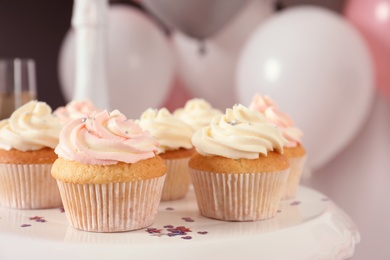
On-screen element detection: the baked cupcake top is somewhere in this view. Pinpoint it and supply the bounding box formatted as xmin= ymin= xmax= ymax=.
xmin=0 ymin=100 xmax=61 ymax=151
xmin=249 ymin=94 xmax=303 ymax=148
xmin=173 ymin=98 xmax=222 ymax=132
xmin=138 ymin=108 xmax=193 ymax=154
xmin=54 ymin=99 xmax=99 ymax=125
xmin=192 ymin=104 xmax=288 ymax=159
xmin=55 ymin=109 xmax=160 ymax=165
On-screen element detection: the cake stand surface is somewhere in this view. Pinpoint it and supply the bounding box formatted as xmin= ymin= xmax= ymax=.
xmin=0 ymin=186 xmax=359 ymax=260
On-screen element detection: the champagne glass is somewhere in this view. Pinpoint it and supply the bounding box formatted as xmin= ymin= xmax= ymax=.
xmin=0 ymin=58 xmax=37 ymax=119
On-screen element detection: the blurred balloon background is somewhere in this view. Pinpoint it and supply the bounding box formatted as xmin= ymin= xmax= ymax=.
xmin=172 ymin=0 xmax=275 ymax=110
xmin=236 ymin=6 xmax=374 ymax=171
xmin=59 ymin=4 xmax=175 ymax=118
xmin=278 ymin=0 xmax=346 ymax=13
xmin=0 ymin=0 xmax=389 ymax=259
xmin=142 ymin=0 xmax=248 ymax=40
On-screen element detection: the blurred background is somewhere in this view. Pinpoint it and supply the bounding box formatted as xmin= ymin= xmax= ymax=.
xmin=0 ymin=0 xmax=389 ymax=259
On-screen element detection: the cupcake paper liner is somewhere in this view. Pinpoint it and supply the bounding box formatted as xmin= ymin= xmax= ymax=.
xmin=189 ymin=169 xmax=289 ymax=221
xmin=161 ymin=158 xmax=190 ymax=201
xmin=57 ymin=175 xmax=165 ymax=233
xmin=282 ymin=155 xmax=307 ymax=200
xmin=0 ymin=164 xmax=62 ymax=209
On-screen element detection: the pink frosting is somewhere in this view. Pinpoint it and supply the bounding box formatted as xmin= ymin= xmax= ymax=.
xmin=249 ymin=94 xmax=303 ymax=147
xmin=55 ymin=110 xmax=159 ymax=165
xmin=54 ymin=100 xmax=99 ymax=125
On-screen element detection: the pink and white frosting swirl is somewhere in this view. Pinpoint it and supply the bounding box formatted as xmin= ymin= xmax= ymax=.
xmin=192 ymin=104 xmax=288 ymax=159
xmin=55 ymin=110 xmax=159 ymax=165
xmin=54 ymin=99 xmax=99 ymax=125
xmin=138 ymin=108 xmax=193 ymax=154
xmin=173 ymin=98 xmax=222 ymax=132
xmin=249 ymin=94 xmax=303 ymax=147
xmin=0 ymin=100 xmax=61 ymax=151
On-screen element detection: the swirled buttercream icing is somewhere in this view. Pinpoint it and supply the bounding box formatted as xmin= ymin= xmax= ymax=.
xmin=249 ymin=94 xmax=303 ymax=147
xmin=138 ymin=108 xmax=193 ymax=154
xmin=173 ymin=98 xmax=222 ymax=131
xmin=54 ymin=99 xmax=99 ymax=125
xmin=0 ymin=100 xmax=61 ymax=151
xmin=192 ymin=104 xmax=288 ymax=159
xmin=55 ymin=110 xmax=159 ymax=165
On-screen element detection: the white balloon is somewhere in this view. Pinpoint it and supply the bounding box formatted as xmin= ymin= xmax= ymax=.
xmin=172 ymin=0 xmax=274 ymax=111
xmin=236 ymin=7 xmax=374 ymax=171
xmin=59 ymin=5 xmax=175 ymax=118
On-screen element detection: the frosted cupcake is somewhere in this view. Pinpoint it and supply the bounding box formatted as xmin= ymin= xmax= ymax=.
xmin=51 ymin=110 xmax=166 ymax=232
xmin=138 ymin=108 xmax=194 ymax=201
xmin=249 ymin=94 xmax=306 ymax=199
xmin=173 ymin=98 xmax=222 ymax=132
xmin=0 ymin=100 xmax=62 ymax=209
xmin=189 ymin=104 xmax=290 ymax=221
xmin=53 ymin=99 xmax=99 ymax=125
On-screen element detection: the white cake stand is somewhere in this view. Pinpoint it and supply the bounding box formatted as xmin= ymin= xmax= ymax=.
xmin=0 ymin=186 xmax=359 ymax=260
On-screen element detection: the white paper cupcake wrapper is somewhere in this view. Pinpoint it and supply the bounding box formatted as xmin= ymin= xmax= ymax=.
xmin=57 ymin=175 xmax=165 ymax=233
xmin=0 ymin=164 xmax=62 ymax=209
xmin=282 ymin=155 xmax=307 ymax=200
xmin=161 ymin=158 xmax=190 ymax=201
xmin=189 ymin=169 xmax=289 ymax=221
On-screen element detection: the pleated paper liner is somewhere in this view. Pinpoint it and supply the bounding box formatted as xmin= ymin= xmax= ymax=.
xmin=160 ymin=158 xmax=190 ymax=201
xmin=57 ymin=175 xmax=165 ymax=233
xmin=189 ymin=169 xmax=289 ymax=221
xmin=282 ymin=155 xmax=307 ymax=200
xmin=0 ymin=164 xmax=62 ymax=209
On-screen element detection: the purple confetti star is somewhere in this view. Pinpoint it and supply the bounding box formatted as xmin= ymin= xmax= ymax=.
xmin=181 ymin=217 xmax=195 ymax=222
xmin=163 ymin=225 xmax=174 ymax=228
xmin=146 ymin=228 xmax=163 ymax=234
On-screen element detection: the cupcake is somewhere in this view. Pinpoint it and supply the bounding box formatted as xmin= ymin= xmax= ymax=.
xmin=51 ymin=110 xmax=166 ymax=232
xmin=249 ymin=94 xmax=306 ymax=199
xmin=173 ymin=98 xmax=222 ymax=132
xmin=138 ymin=108 xmax=194 ymax=201
xmin=53 ymin=99 xmax=99 ymax=125
xmin=189 ymin=104 xmax=290 ymax=221
xmin=0 ymin=100 xmax=62 ymax=209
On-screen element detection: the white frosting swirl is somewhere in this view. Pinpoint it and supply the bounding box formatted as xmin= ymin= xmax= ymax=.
xmin=173 ymin=98 xmax=222 ymax=131
xmin=192 ymin=104 xmax=288 ymax=159
xmin=0 ymin=100 xmax=61 ymax=151
xmin=138 ymin=108 xmax=193 ymax=154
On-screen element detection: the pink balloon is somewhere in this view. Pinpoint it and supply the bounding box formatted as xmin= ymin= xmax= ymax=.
xmin=161 ymin=74 xmax=193 ymax=111
xmin=344 ymin=0 xmax=390 ymax=99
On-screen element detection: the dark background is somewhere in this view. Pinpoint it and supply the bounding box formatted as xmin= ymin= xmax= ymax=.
xmin=0 ymin=1 xmax=73 ymax=109
xmin=0 ymin=0 xmax=144 ymax=110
